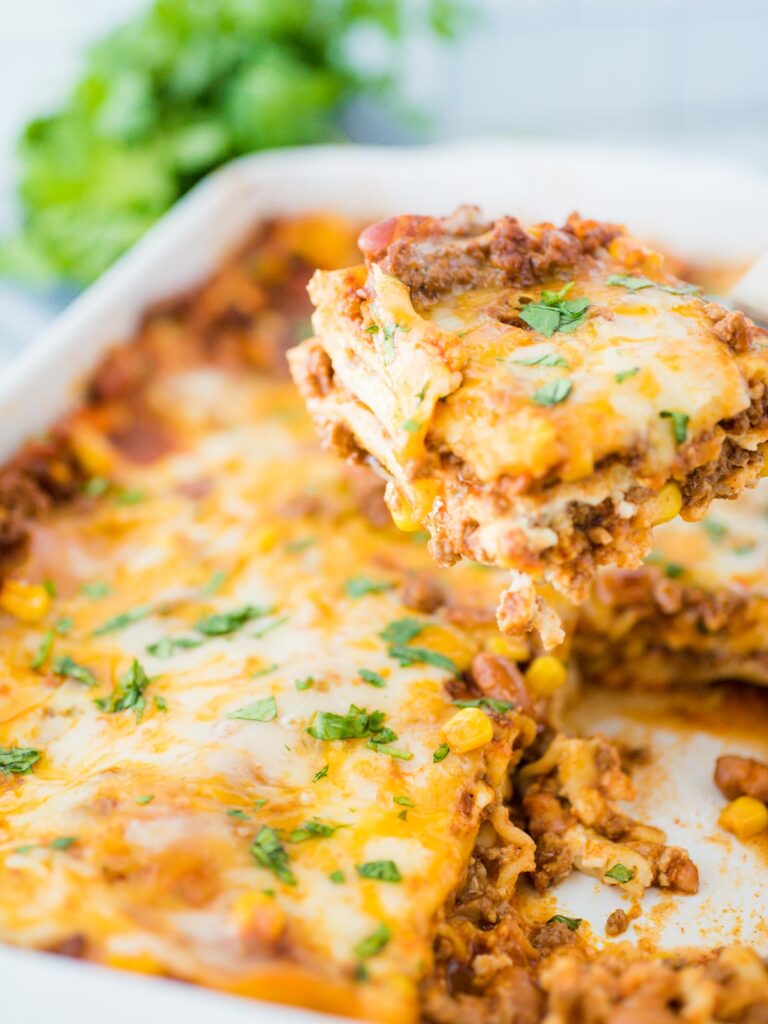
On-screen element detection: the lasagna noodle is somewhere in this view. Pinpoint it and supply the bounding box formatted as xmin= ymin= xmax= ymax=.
xmin=289 ymin=207 xmax=768 ymax=645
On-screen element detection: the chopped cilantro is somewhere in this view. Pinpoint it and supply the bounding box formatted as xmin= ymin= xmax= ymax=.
xmin=83 ymin=476 xmax=109 ymax=497
xmin=433 ymin=743 xmax=450 ymax=763
xmin=660 ymin=410 xmax=689 ymax=444
xmin=153 ymin=695 xmax=168 ymax=713
xmin=397 ymin=809 xmax=408 ymax=820
xmin=393 ymin=795 xmax=414 ymax=807
xmin=379 ymin=618 xmax=424 ymax=644
xmin=386 ymin=644 xmax=458 ymax=673
xmin=52 ymin=653 xmax=96 ymax=687
xmin=734 ymin=541 xmax=756 ymax=555
xmin=358 ymin=668 xmax=386 ymax=688
xmin=453 ymin=697 xmax=515 ymax=713
xmin=401 ymin=418 xmax=419 ymax=433
xmin=295 ymin=676 xmax=314 ymax=691
xmin=284 ymin=537 xmax=315 ymax=553
xmin=519 ymin=283 xmax=590 ymax=337
xmin=702 ymin=520 xmax=728 ymax=541
xmin=312 ymin=764 xmax=329 ymax=783
xmin=15 ymin=845 xmax=36 ymax=855
xmin=344 ymin=576 xmax=393 ymax=599
xmin=363 ymin=323 xmax=379 ymax=334
xmin=227 ymin=695 xmax=277 ymax=722
xmin=251 ymin=825 xmax=296 ymax=886
xmin=307 ymin=704 xmax=386 ymax=742
xmin=0 ymin=747 xmax=41 ymax=775
xmin=146 ymin=635 xmax=203 ymax=658
xmin=54 ymin=616 xmax=73 ymax=636
xmin=135 ymin=795 xmax=154 ymax=805
xmin=606 ymin=274 xmax=655 ymax=291
xmin=93 ymin=603 xmax=151 ymax=636
xmin=659 ymin=282 xmax=700 ymax=296
xmin=547 ymin=914 xmax=582 ymax=930
xmin=615 ymin=367 xmax=640 ymax=383
xmin=50 ymin=836 xmax=77 ymax=850
xmin=226 ymin=809 xmax=250 ymax=820
xmin=366 ymin=742 xmax=414 ymax=761
xmin=252 ymin=615 xmax=289 ymax=639
xmin=251 ymin=663 xmax=278 ymax=679
xmin=329 ymin=870 xmax=345 ymax=884
xmin=113 ymin=488 xmax=144 ymax=506
xmin=41 ymin=579 xmax=57 ymax=598
xmin=356 ymin=860 xmax=401 ymax=882
xmin=416 ymin=382 xmax=429 ymax=402
xmin=30 ymin=629 xmax=53 ymax=670
xmin=196 ymin=604 xmax=266 ymax=636
xmin=354 ymin=923 xmax=391 ymax=960
xmin=200 ymin=569 xmax=227 ymax=596
xmin=664 ymin=563 xmax=684 ymax=579
xmin=94 ymin=658 xmax=151 ymax=721
xmin=253 ymin=798 xmax=267 ymax=809
xmin=532 ymin=378 xmax=572 ymax=407
xmin=81 ymin=581 xmax=110 ymax=600
xmin=512 ymin=352 xmax=569 ymax=368
xmin=290 ymin=819 xmax=338 ymax=843
xmin=605 ymin=862 xmax=635 ymax=883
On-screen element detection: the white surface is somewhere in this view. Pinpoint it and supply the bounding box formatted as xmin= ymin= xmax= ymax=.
xmin=1 ymin=139 xmax=768 ymax=1019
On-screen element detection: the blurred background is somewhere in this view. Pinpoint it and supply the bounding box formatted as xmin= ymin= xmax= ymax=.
xmin=1 ymin=0 xmax=767 ymax=359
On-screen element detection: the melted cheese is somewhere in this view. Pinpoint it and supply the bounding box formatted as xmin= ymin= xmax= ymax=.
xmin=0 ymin=372 xmax=530 ymax=1022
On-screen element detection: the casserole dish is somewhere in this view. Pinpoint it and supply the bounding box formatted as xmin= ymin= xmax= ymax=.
xmin=2 ymin=141 xmax=768 ymax=1022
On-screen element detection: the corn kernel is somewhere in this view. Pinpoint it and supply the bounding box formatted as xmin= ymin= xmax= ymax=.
xmin=232 ymin=890 xmax=285 ymax=943
xmin=441 ymin=707 xmax=494 ymax=753
xmin=651 ymin=482 xmax=682 ymax=526
xmin=252 ymin=525 xmax=279 ymax=553
xmin=0 ymin=580 xmax=52 ymax=623
xmin=759 ymin=442 xmax=768 ymax=477
xmin=486 ymin=634 xmax=530 ymax=663
xmin=388 ymin=492 xmax=423 ymax=533
xmin=525 ymin=655 xmax=568 ymax=697
xmin=418 ymin=625 xmax=477 ymax=673
xmin=719 ymin=796 xmax=768 ymax=841
xmin=70 ymin=424 xmax=114 ymax=476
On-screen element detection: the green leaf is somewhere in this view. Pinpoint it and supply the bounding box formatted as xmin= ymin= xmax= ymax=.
xmin=295 ymin=676 xmax=314 ymax=691
xmin=135 ymin=794 xmax=154 ymax=805
xmin=52 ymin=653 xmax=96 ymax=687
xmin=93 ymin=603 xmax=151 ymax=636
xmin=356 ymin=860 xmax=402 ymax=882
xmin=196 ymin=604 xmax=266 ymax=636
xmin=146 ymin=635 xmax=203 ymax=658
xmin=547 ymin=914 xmax=582 ymax=930
xmin=0 ymin=747 xmax=41 ymax=775
xmin=387 ymin=644 xmax=458 ymax=673
xmin=519 ymin=303 xmax=561 ymax=338
xmin=81 ymin=581 xmax=110 ymax=600
xmin=702 ymin=520 xmax=727 ymax=541
xmin=512 ymin=352 xmax=569 ymax=368
xmin=83 ymin=476 xmax=110 ymax=497
xmin=94 ymin=658 xmax=151 ymax=721
xmin=660 ymin=410 xmax=689 ymax=444
xmin=227 ymin=696 xmax=277 ymax=722
xmin=393 ymin=795 xmax=414 ymax=807
xmin=401 ymin=419 xmax=420 ymax=433
xmin=31 ymin=630 xmax=53 ymax=671
xmin=605 ymin=862 xmax=635 ymax=883
xmin=290 ymin=819 xmax=338 ymax=843
xmin=354 ymin=923 xmax=391 ymax=960
xmin=226 ymin=809 xmax=250 ymax=821
xmin=365 ymin=742 xmax=414 ymax=761
xmin=153 ymin=695 xmax=168 ymax=713
xmin=664 ymin=563 xmax=684 ymax=579
xmin=606 ymin=274 xmax=655 ymax=291
xmin=251 ymin=825 xmax=296 ymax=886
xmin=329 ymin=870 xmax=345 ymax=884
xmin=433 ymin=743 xmax=450 ymax=763
xmin=312 ymin=764 xmax=329 ymax=783
xmin=532 ymin=379 xmax=572 ymax=407
xmin=50 ymin=836 xmax=77 ymax=851
xmin=358 ymin=668 xmax=386 ymax=688
xmin=307 ymin=704 xmax=387 ymax=742
xmin=54 ymin=616 xmax=74 ymax=636
xmin=659 ymin=283 xmax=700 ymax=296
xmin=113 ymin=487 xmax=144 ymax=506
xmin=615 ymin=367 xmax=640 ymax=383
xmin=344 ymin=576 xmax=393 ymax=599
xmin=379 ymin=618 xmax=424 ymax=645
xmin=200 ymin=569 xmax=227 ymax=597
xmin=452 ymin=697 xmax=515 ymax=713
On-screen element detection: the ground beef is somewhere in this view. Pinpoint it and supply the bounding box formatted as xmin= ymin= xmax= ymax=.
xmin=605 ymin=909 xmax=629 ymax=937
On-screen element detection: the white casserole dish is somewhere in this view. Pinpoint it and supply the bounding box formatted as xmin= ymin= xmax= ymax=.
xmin=2 ymin=141 xmax=768 ymax=1021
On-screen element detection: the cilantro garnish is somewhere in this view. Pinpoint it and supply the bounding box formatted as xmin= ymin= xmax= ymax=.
xmin=433 ymin=743 xmax=450 ymax=762
xmin=50 ymin=836 xmax=77 ymax=850
xmin=226 ymin=809 xmax=250 ymax=820
xmin=366 ymin=742 xmax=414 ymax=761
xmin=227 ymin=695 xmax=277 ymax=722
xmin=356 ymin=860 xmax=401 ymax=882
xmin=146 ymin=636 xmax=203 ymax=658
xmin=30 ymin=630 xmax=53 ymax=671
xmin=519 ymin=283 xmax=590 ymax=338
xmin=113 ymin=488 xmax=144 ymax=506
xmin=512 ymin=352 xmax=569 ymax=368
xmin=393 ymin=796 xmax=414 ymax=807
xmin=354 ymin=923 xmax=391 ymax=960
xmin=329 ymin=870 xmax=345 ymax=884
xmin=344 ymin=576 xmax=393 ymax=599
xmin=452 ymin=697 xmax=515 ymax=713
xmin=200 ymin=569 xmax=227 ymax=596
xmin=83 ymin=476 xmax=109 ymax=497
xmin=252 ymin=663 xmax=278 ymax=679
xmin=702 ymin=520 xmax=727 ymax=541
xmin=54 ymin=616 xmax=73 ymax=636
xmin=664 ymin=563 xmax=684 ymax=579
xmin=94 ymin=658 xmax=151 ymax=722
xmin=250 ymin=825 xmax=296 ymax=886
xmin=532 ymin=378 xmax=572 ymax=407
xmin=615 ymin=367 xmax=640 ymax=383
xmin=290 ymin=819 xmax=338 ymax=843
xmin=312 ymin=764 xmax=329 ymax=783
xmin=295 ymin=676 xmax=314 ymax=691
xmin=605 ymin=862 xmax=634 ymax=883
xmin=196 ymin=604 xmax=266 ymax=636
xmin=606 ymin=274 xmax=655 ymax=291
xmin=0 ymin=747 xmax=41 ymax=775
xmin=660 ymin=409 xmax=689 ymax=444
xmin=153 ymin=695 xmax=168 ymax=713
xmin=307 ymin=704 xmax=386 ymax=742
xmin=358 ymin=668 xmax=386 ymax=688
xmin=547 ymin=914 xmax=582 ymax=930
xmin=378 ymin=618 xmax=424 ymax=644
xmin=401 ymin=419 xmax=419 ymax=433
xmin=52 ymin=653 xmax=96 ymax=688
xmin=135 ymin=795 xmax=154 ymax=805
xmin=93 ymin=603 xmax=152 ymax=636
xmin=81 ymin=581 xmax=110 ymax=600
xmin=386 ymin=644 xmax=458 ymax=673
xmin=252 ymin=615 xmax=289 ymax=639
xmin=659 ymin=282 xmax=701 ymax=296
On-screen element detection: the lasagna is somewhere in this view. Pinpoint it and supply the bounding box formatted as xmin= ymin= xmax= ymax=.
xmin=0 ymin=213 xmax=766 ymax=1023
xmin=577 ymin=477 xmax=768 ymax=689
xmin=289 ymin=207 xmax=768 ymax=646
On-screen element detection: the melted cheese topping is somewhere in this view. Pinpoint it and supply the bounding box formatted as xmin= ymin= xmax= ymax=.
xmin=0 ymin=372 xmax=529 ymax=1022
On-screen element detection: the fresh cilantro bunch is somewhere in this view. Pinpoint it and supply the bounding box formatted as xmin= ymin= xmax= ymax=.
xmin=3 ymin=0 xmax=461 ymax=285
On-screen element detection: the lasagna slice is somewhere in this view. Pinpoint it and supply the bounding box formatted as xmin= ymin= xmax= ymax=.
xmin=289 ymin=207 xmax=768 ymax=647
xmin=577 ymin=477 xmax=768 ymax=689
